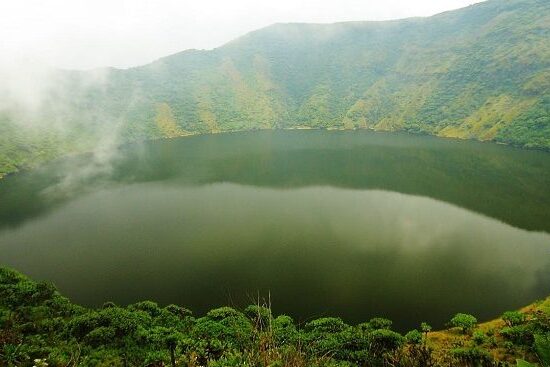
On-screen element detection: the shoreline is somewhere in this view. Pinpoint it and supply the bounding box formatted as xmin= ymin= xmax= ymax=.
xmin=2 ymin=126 xmax=549 ymax=181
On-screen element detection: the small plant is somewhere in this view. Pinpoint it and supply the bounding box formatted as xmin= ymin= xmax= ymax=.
xmin=486 ymin=335 xmax=497 ymax=347
xmin=405 ymin=329 xmax=423 ymax=345
xmin=420 ymin=322 xmax=432 ymax=335
xmin=503 ymin=341 xmax=515 ymax=353
xmin=407 ymin=343 xmax=435 ymax=367
xmin=472 ymin=330 xmax=486 ymax=345
xmin=420 ymin=322 xmax=432 ymax=344
xmin=0 ymin=344 xmax=29 ymax=367
xmin=450 ymin=347 xmax=492 ymax=366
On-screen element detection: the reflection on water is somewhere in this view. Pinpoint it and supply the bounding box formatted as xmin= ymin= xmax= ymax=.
xmin=1 ymin=182 xmax=549 ymax=330
xmin=1 ymin=131 xmax=550 ymax=330
xmin=1 ymin=130 xmax=550 ymax=232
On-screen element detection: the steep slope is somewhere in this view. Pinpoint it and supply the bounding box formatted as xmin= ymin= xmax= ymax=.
xmin=1 ymin=0 xmax=549 ymax=177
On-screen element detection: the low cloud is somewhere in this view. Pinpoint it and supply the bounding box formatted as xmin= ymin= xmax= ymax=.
xmin=0 ymin=58 xmax=126 ymax=195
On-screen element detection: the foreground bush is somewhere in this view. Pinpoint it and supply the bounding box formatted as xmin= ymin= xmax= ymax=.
xmin=1 ymin=267 xmax=548 ymax=367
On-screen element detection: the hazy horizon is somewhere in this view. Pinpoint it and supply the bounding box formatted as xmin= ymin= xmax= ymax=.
xmin=1 ymin=0 xmax=483 ymax=70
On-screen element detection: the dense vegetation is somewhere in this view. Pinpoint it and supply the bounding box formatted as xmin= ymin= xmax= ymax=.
xmin=1 ymin=0 xmax=549 ymax=177
xmin=1 ymin=267 xmax=549 ymax=366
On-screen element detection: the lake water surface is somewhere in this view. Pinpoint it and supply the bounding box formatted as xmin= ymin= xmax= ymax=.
xmin=1 ymin=130 xmax=549 ymax=330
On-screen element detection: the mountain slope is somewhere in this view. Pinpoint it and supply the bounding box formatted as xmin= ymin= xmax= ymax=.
xmin=1 ymin=0 xmax=549 ymax=177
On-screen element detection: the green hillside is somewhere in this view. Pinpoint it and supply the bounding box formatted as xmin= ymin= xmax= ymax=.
xmin=1 ymin=0 xmax=549 ymax=177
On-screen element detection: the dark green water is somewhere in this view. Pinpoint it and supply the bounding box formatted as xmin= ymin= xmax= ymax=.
xmin=1 ymin=130 xmax=549 ymax=330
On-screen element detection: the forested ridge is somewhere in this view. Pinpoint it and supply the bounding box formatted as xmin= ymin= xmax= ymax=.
xmin=1 ymin=0 xmax=549 ymax=177
xmin=1 ymin=267 xmax=550 ymax=367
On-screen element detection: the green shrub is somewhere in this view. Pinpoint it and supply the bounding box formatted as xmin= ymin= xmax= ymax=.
xmin=451 ymin=347 xmax=492 ymax=366
xmin=407 ymin=343 xmax=435 ymax=367
xmin=420 ymin=322 xmax=432 ymax=335
xmin=272 ymin=315 xmax=298 ymax=345
xmin=164 ymin=304 xmax=192 ymax=318
xmin=449 ymin=313 xmax=477 ymax=334
xmin=305 ymin=318 xmax=349 ymax=333
xmin=472 ymin=330 xmax=487 ymax=345
xmin=500 ymin=326 xmax=534 ymax=345
xmin=243 ymin=305 xmax=272 ymax=328
xmin=127 ymin=301 xmax=161 ymax=317
xmin=2 ymin=266 xmax=549 ymax=367
xmin=0 ymin=344 xmax=29 ymax=366
xmin=84 ymin=326 xmax=116 ymax=346
xmin=486 ymin=335 xmax=497 ymax=347
xmin=367 ymin=317 xmax=393 ymax=330
xmin=405 ymin=329 xmax=423 ymax=345
xmin=534 ymin=333 xmax=550 ymax=366
xmin=503 ymin=341 xmax=515 ymax=353
xmin=208 ymin=352 xmax=247 ymax=367
xmin=206 ymin=307 xmax=243 ymax=321
xmin=369 ymin=329 xmax=404 ymax=354
xmin=192 ymin=312 xmax=253 ymax=353
xmin=502 ymin=311 xmax=526 ymax=327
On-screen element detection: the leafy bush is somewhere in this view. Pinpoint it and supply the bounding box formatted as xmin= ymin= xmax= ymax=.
xmin=369 ymin=329 xmax=404 ymax=355
xmin=272 ymin=315 xmax=298 ymax=345
xmin=450 ymin=347 xmax=492 ymax=366
xmin=1 ymin=266 xmax=549 ymax=367
xmin=500 ymin=326 xmax=534 ymax=345
xmin=449 ymin=313 xmax=477 ymax=334
xmin=472 ymin=330 xmax=487 ymax=345
xmin=128 ymin=301 xmax=162 ymax=317
xmin=502 ymin=311 xmax=526 ymax=327
xmin=244 ymin=305 xmax=272 ymax=329
xmin=164 ymin=304 xmax=192 ymax=319
xmin=405 ymin=329 xmax=423 ymax=345
xmin=84 ymin=326 xmax=116 ymax=346
xmin=534 ymin=333 xmax=550 ymax=367
xmin=367 ymin=317 xmax=393 ymax=330
xmin=206 ymin=307 xmax=243 ymax=321
xmin=305 ymin=318 xmax=349 ymax=334
xmin=420 ymin=322 xmax=432 ymax=335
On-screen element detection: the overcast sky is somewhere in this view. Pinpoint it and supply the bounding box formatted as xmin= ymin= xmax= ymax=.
xmin=1 ymin=0 xmax=482 ymax=70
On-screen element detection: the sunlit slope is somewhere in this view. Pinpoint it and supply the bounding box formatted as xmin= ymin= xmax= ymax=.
xmin=118 ymin=0 xmax=550 ymax=140
xmin=1 ymin=0 xmax=549 ymax=176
